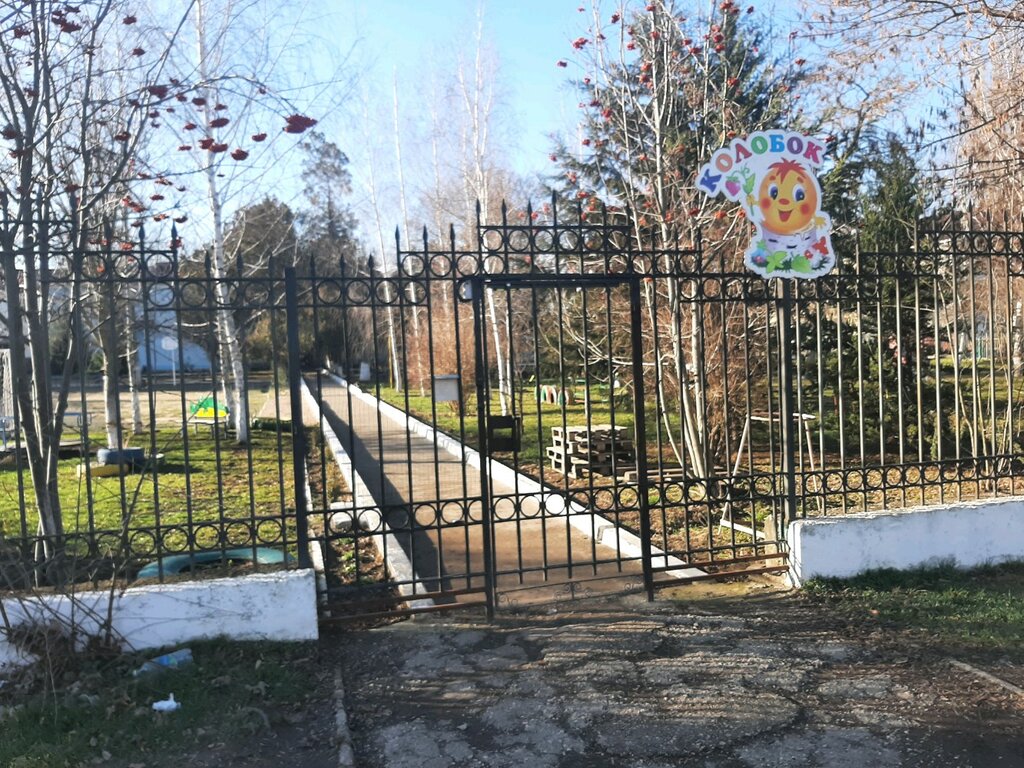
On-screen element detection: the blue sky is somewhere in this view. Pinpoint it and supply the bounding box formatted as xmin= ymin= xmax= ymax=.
xmin=331 ymin=0 xmax=586 ymax=176
xmin=201 ymin=0 xmax=938 ymax=252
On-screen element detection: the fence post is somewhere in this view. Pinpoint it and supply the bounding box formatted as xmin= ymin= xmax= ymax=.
xmin=470 ymin=277 xmax=496 ymax=620
xmin=629 ymin=277 xmax=655 ymax=600
xmin=285 ymin=267 xmax=312 ymax=569
xmin=776 ymin=278 xmax=799 ymax=541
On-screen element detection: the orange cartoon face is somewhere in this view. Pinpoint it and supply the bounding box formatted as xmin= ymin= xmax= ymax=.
xmin=757 ymin=159 xmax=819 ymax=235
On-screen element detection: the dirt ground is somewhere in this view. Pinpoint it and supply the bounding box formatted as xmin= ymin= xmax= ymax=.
xmin=327 ymin=576 xmax=1024 ymax=768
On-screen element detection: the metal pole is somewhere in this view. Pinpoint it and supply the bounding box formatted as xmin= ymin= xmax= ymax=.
xmin=777 ymin=278 xmax=799 ymax=541
xmin=285 ymin=267 xmax=312 ymax=569
xmin=630 ymin=278 xmax=655 ymax=600
xmin=471 ymin=278 xmax=496 ymax=619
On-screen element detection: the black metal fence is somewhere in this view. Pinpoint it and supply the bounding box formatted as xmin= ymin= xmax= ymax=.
xmin=0 ymin=226 xmax=306 ymax=589
xmin=4 ymin=207 xmax=1024 ymax=616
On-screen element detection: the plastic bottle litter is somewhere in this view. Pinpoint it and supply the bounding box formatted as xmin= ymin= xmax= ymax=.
xmin=133 ymin=648 xmax=193 ymax=677
xmin=152 ymin=693 xmax=181 ymax=713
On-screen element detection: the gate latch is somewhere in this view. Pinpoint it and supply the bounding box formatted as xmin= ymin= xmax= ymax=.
xmin=486 ymin=415 xmax=522 ymax=453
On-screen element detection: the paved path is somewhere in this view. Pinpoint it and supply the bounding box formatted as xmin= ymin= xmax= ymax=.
xmin=256 ymin=387 xmax=319 ymax=426
xmin=331 ymin=583 xmax=1024 ymax=768
xmin=309 ymin=375 xmax=643 ymax=607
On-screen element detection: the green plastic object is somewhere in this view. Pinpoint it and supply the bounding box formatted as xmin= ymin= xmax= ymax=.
xmin=189 ymin=396 xmax=229 ymax=420
xmin=136 ymin=547 xmax=289 ymax=580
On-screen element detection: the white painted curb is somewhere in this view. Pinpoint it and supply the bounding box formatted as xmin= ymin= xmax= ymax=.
xmin=300 ymin=379 xmax=434 ymax=609
xmin=1 ymin=569 xmax=318 ymax=674
xmin=325 ymin=371 xmax=703 ymax=580
xmin=788 ymin=497 xmax=1024 ymax=584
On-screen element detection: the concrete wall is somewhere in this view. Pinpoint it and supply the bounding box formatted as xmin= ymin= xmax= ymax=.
xmin=788 ymin=498 xmax=1024 ymax=584
xmin=1 ymin=569 xmax=318 ymax=674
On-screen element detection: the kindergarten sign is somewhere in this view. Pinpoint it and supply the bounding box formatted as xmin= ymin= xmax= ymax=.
xmin=697 ymin=131 xmax=835 ymax=279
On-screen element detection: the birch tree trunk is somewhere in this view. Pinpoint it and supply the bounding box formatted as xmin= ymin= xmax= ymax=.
xmin=126 ymin=300 xmax=144 ymax=435
xmin=196 ymin=0 xmax=249 ymax=443
xmin=392 ymin=75 xmax=426 ymax=396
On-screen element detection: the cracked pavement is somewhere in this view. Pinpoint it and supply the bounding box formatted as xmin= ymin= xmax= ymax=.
xmin=332 ymin=579 xmax=1024 ymax=767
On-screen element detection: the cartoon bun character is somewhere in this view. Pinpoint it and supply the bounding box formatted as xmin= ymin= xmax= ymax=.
xmin=757 ymin=159 xmax=823 ymax=236
xmin=746 ymin=158 xmax=831 ymax=274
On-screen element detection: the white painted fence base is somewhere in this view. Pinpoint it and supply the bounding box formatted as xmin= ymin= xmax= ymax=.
xmin=788 ymin=497 xmax=1024 ymax=585
xmin=1 ymin=569 xmax=318 ymax=674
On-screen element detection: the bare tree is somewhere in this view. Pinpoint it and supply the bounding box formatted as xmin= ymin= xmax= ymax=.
xmin=0 ymin=1 xmax=197 ymax=559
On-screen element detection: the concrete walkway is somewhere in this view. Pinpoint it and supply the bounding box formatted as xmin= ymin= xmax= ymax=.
xmin=310 ymin=375 xmax=643 ymax=608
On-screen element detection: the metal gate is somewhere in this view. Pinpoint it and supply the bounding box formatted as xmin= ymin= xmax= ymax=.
xmin=469 ymin=273 xmax=656 ymax=608
xmin=309 ymin=206 xmax=792 ymax=623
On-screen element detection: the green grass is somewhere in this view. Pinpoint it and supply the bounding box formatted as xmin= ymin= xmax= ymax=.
xmin=804 ymin=561 xmax=1024 ymax=657
xmin=0 ymin=425 xmax=299 ymax=556
xmin=0 ymin=640 xmax=322 ymax=768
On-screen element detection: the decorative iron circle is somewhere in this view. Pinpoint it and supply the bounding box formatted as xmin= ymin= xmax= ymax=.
xmin=745 ymin=281 xmax=770 ymax=302
xmin=483 ymin=253 xmax=507 ymax=275
xmin=753 ymin=476 xmax=775 ymax=496
xmin=181 ymin=279 xmax=210 ymax=308
xmin=662 ymin=482 xmax=685 ymax=504
xmin=796 ymin=280 xmax=819 ymax=300
xmin=317 ymin=280 xmax=343 ymax=306
xmin=402 ymin=279 xmax=428 ymax=305
xmin=226 ymin=522 xmax=254 ymax=546
xmin=456 ymin=254 xmax=480 ymax=277
xmin=413 ymin=502 xmax=438 ymax=527
xmin=863 ymin=469 xmax=884 ymax=491
xmin=520 ymin=495 xmax=543 ymax=519
xmin=374 ymin=281 xmax=399 ymax=305
xmin=383 ymin=505 xmax=409 ymax=530
xmin=482 ymin=228 xmax=504 ymax=252
xmin=256 ymin=519 xmax=284 ymax=544
xmin=358 ymin=509 xmax=384 ymax=533
xmin=94 ymin=532 xmax=124 ymax=557
xmin=147 ymin=282 xmax=176 ymax=308
xmin=466 ymin=499 xmax=484 ymax=522
xmin=593 ymin=488 xmax=615 ymax=511
xmin=702 ymin=278 xmax=722 ymax=299
xmin=583 ymin=228 xmax=606 ymax=252
xmin=128 ymin=529 xmax=157 ymax=555
xmin=507 ymin=229 xmax=531 ymax=253
xmin=493 ymin=497 xmax=518 ymax=522
xmin=558 ymin=230 xmax=580 ymax=252
xmin=616 ymin=486 xmax=638 ymax=509
xmin=400 ymin=253 xmax=426 ymax=277
xmin=328 ymin=511 xmax=354 ymax=534
xmin=953 ymin=233 xmax=972 ymax=254
xmin=723 ymin=277 xmax=745 ymax=299
xmin=571 ymin=491 xmax=591 ymax=510
xmin=164 ymin=525 xmax=199 ymax=553
xmin=429 ymin=254 xmax=453 ymax=278
xmin=440 ymin=500 xmax=465 ymax=524
xmin=534 ymin=229 xmax=555 ymax=252
xmin=144 ymin=252 xmax=176 ymax=278
xmin=114 ymin=254 xmax=141 ymax=279
xmin=345 ymin=279 xmax=372 ymax=305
